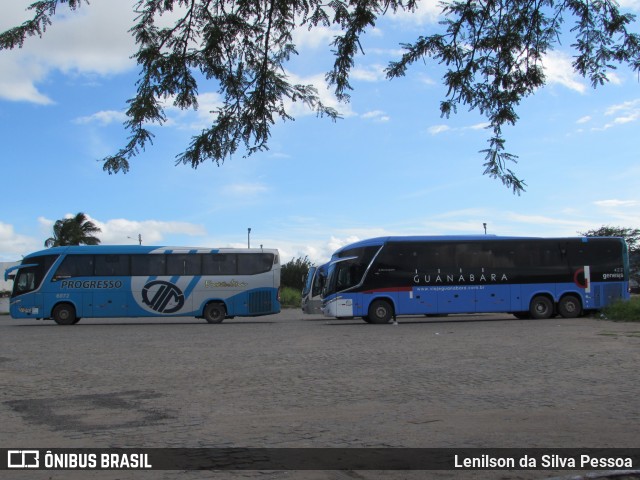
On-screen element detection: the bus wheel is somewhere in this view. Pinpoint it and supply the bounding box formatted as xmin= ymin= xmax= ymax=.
xmin=529 ymin=296 xmax=553 ymax=319
xmin=368 ymin=300 xmax=393 ymax=324
xmin=52 ymin=303 xmax=77 ymax=325
xmin=558 ymin=295 xmax=582 ymax=318
xmin=203 ymin=303 xmax=226 ymax=324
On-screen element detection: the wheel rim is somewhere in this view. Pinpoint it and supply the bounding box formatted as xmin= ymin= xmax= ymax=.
xmin=205 ymin=304 xmax=225 ymax=323
xmin=375 ymin=306 xmax=387 ymax=319
xmin=535 ymin=303 xmax=547 ymax=314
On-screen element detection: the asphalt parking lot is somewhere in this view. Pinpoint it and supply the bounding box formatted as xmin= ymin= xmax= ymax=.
xmin=1 ymin=309 xmax=639 ymax=480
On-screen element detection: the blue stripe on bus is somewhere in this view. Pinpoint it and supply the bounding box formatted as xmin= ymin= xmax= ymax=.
xmin=184 ymin=276 xmax=200 ymax=298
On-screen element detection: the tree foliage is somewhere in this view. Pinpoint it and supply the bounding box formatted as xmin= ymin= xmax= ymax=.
xmin=2 ymin=0 xmax=639 ymax=193
xmin=44 ymin=212 xmax=102 ymax=247
xmin=281 ymin=255 xmax=312 ymax=290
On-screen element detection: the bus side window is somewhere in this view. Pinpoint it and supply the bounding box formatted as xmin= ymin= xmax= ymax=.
xmin=95 ymin=254 xmax=130 ymax=276
xmin=203 ymin=254 xmax=237 ymax=275
xmin=54 ymin=255 xmax=94 ymax=279
xmin=131 ymin=254 xmax=166 ymax=276
xmin=237 ymin=253 xmax=274 ymax=275
xmin=167 ymin=254 xmax=201 ymax=275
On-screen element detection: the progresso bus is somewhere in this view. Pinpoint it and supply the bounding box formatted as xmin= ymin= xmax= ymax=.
xmin=5 ymin=245 xmax=281 ymax=325
xmin=322 ymin=236 xmax=630 ymax=323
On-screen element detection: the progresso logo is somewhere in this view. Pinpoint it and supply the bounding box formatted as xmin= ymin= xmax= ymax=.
xmin=141 ymin=280 xmax=185 ymax=314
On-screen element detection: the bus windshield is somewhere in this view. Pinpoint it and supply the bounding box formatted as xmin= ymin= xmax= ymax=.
xmin=12 ymin=255 xmax=59 ymax=297
xmin=302 ymin=266 xmax=317 ymax=297
xmin=324 ymin=246 xmax=380 ymax=296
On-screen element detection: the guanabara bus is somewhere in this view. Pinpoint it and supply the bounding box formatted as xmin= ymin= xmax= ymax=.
xmin=322 ymin=236 xmax=630 ymax=323
xmin=5 ymin=245 xmax=281 ymax=325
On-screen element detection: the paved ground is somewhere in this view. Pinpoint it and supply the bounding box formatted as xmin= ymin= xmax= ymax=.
xmin=1 ymin=310 xmax=639 ymax=480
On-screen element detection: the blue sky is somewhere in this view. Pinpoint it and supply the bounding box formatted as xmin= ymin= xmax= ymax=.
xmin=1 ymin=0 xmax=639 ymax=263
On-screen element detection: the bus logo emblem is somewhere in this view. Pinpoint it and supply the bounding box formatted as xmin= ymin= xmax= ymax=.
xmin=142 ymin=280 xmax=185 ymax=313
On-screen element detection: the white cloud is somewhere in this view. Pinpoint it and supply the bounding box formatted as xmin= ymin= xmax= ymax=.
xmin=617 ymin=0 xmax=640 ymax=11
xmin=37 ymin=215 xmax=207 ymax=247
xmin=293 ymin=25 xmax=339 ymax=50
xmin=0 ymin=222 xmax=40 ymax=261
xmin=0 ymin=53 xmax=54 ymax=104
xmin=0 ymin=0 xmax=136 ymax=104
xmin=361 ymin=110 xmax=390 ymax=122
xmin=577 ymin=116 xmax=592 ymax=124
xmin=327 ymin=235 xmax=362 ymax=253
xmin=589 ymin=98 xmax=640 ymax=130
xmin=466 ymin=122 xmax=491 ymax=131
xmin=594 ymin=199 xmax=639 ymax=208
xmin=390 ymin=0 xmax=442 ymax=24
xmin=605 ymin=98 xmax=640 ymax=117
xmin=161 ymin=92 xmax=224 ymax=130
xmin=351 ymin=64 xmax=386 ymax=82
xmin=74 ymin=110 xmax=128 ymax=126
xmin=428 ymin=125 xmax=450 ymax=134
xmin=543 ymin=51 xmax=587 ymax=93
xmin=284 ymin=71 xmax=355 ymax=118
xmin=220 ymin=183 xmax=270 ymax=197
xmin=95 ymin=218 xmax=207 ymax=245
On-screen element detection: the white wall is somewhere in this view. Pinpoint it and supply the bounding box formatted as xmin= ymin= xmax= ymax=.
xmin=1 ymin=262 xmax=18 ymax=314
xmin=1 ymin=261 xmax=18 ymax=292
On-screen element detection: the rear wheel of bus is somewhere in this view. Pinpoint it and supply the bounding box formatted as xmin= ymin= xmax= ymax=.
xmin=203 ymin=302 xmax=226 ymax=324
xmin=52 ymin=303 xmax=77 ymax=325
xmin=558 ymin=294 xmax=582 ymax=318
xmin=529 ymin=295 xmax=553 ymax=319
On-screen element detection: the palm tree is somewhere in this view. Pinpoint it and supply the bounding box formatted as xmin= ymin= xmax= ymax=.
xmin=44 ymin=212 xmax=102 ymax=247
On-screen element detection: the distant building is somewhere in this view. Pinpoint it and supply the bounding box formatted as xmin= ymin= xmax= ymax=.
xmin=1 ymin=261 xmax=18 ymax=293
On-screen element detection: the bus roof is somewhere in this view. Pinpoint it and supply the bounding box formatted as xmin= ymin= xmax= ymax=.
xmin=330 ymin=235 xmax=624 ymax=256
xmin=23 ymin=245 xmax=279 ymax=259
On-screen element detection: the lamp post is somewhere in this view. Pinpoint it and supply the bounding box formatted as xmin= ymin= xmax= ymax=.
xmin=247 ymin=228 xmax=251 ymax=248
xmin=483 ymin=223 xmax=487 ymax=235
xmin=128 ymin=234 xmax=142 ymax=245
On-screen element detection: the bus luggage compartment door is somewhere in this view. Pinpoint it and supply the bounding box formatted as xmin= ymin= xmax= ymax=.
xmin=475 ymin=285 xmax=511 ymax=313
xmin=438 ymin=288 xmax=476 ymax=314
xmin=93 ymin=291 xmax=128 ymax=317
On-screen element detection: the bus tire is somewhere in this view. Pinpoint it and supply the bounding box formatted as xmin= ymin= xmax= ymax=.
xmin=529 ymin=296 xmax=553 ymax=319
xmin=558 ymin=295 xmax=582 ymax=318
xmin=368 ymin=300 xmax=393 ymax=324
xmin=203 ymin=303 xmax=226 ymax=324
xmin=52 ymin=303 xmax=77 ymax=325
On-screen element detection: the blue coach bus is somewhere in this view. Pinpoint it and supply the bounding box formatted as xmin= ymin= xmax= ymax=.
xmin=322 ymin=236 xmax=630 ymax=323
xmin=301 ymin=262 xmax=328 ymax=314
xmin=5 ymin=245 xmax=281 ymax=325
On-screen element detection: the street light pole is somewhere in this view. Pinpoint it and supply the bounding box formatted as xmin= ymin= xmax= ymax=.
xmin=483 ymin=223 xmax=487 ymax=235
xmin=248 ymin=228 xmax=251 ymax=248
xmin=128 ymin=234 xmax=142 ymax=245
